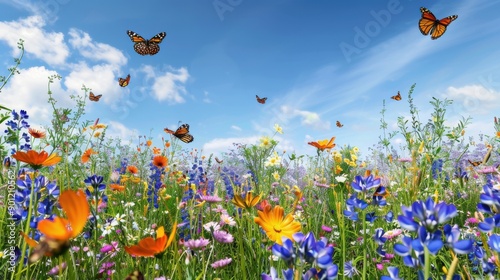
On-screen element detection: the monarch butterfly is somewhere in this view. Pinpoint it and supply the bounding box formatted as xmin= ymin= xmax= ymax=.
xmin=89 ymin=92 xmax=102 ymax=102
xmin=419 ymin=7 xmax=458 ymax=40
xmin=256 ymin=95 xmax=267 ymax=104
xmin=164 ymin=124 xmax=194 ymax=143
xmin=468 ymin=148 xmax=492 ymax=167
xmin=336 ymin=121 xmax=343 ymax=128
xmin=391 ymin=91 xmax=402 ymax=101
xmin=127 ymin=30 xmax=166 ymax=56
xmin=119 ymin=74 xmax=131 ymax=87
xmin=215 ymin=157 xmax=223 ymax=164
xmin=27 ymin=237 xmax=70 ymax=264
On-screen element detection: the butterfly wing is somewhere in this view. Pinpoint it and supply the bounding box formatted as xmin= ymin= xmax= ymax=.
xmin=164 ymin=124 xmax=193 ymax=143
xmin=391 ymin=91 xmax=402 ymax=101
xmin=256 ymin=95 xmax=267 ymax=104
xmin=127 ymin=30 xmax=146 ymax=43
xmin=215 ymin=157 xmax=223 ymax=164
xmin=149 ymin=32 xmax=166 ymax=44
xmin=336 ymin=121 xmax=343 ymax=128
xmin=119 ymin=74 xmax=131 ymax=87
xmin=431 ymin=15 xmax=458 ymax=39
xmin=89 ymin=92 xmax=102 ymax=102
xmin=468 ymin=159 xmax=481 ymax=167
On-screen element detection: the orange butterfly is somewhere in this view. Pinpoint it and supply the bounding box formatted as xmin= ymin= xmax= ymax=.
xmin=256 ymin=95 xmax=267 ymax=104
xmin=215 ymin=157 xmax=223 ymax=164
xmin=89 ymin=92 xmax=102 ymax=102
xmin=391 ymin=91 xmax=402 ymax=101
xmin=468 ymin=148 xmax=492 ymax=167
xmin=336 ymin=121 xmax=343 ymax=128
xmin=164 ymin=124 xmax=194 ymax=143
xmin=119 ymin=74 xmax=131 ymax=87
xmin=127 ymin=30 xmax=166 ymax=56
xmin=419 ymin=7 xmax=458 ymax=40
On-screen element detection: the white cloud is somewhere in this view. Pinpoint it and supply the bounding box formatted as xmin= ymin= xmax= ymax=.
xmin=442 ymin=84 xmax=499 ymax=115
xmin=106 ymin=121 xmax=140 ymax=142
xmin=0 ymin=16 xmax=69 ymax=65
xmin=202 ymin=136 xmax=260 ymax=156
xmin=231 ymin=125 xmax=242 ymax=131
xmin=280 ymin=105 xmax=330 ymax=130
xmin=0 ymin=66 xmax=69 ymax=125
xmin=68 ymin=29 xmax=127 ymax=66
xmin=140 ymin=66 xmax=189 ymax=103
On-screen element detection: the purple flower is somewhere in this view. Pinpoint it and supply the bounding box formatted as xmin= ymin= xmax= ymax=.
xmin=351 ymin=174 xmax=381 ymax=194
xmin=48 ymin=262 xmax=67 ymax=275
xmin=184 ymin=238 xmax=210 ymax=250
xmin=211 ymin=257 xmax=232 ymax=269
xmin=213 ymin=230 xmax=234 ymax=243
xmin=201 ymin=195 xmax=222 ymax=203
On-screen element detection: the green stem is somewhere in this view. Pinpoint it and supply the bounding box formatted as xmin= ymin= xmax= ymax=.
xmin=362 ymin=216 xmax=367 ymax=280
xmin=424 ymin=246 xmax=430 ymax=280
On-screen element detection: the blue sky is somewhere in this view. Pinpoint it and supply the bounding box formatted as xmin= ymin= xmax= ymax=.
xmin=0 ymin=0 xmax=499 ymax=158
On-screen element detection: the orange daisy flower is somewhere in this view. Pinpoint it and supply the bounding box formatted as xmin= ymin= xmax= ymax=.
xmin=152 ymin=155 xmax=168 ymax=169
xmin=28 ymin=127 xmax=46 ymax=139
xmin=254 ymin=205 xmax=301 ymax=245
xmin=152 ymin=147 xmax=161 ymax=155
xmin=125 ymin=223 xmax=177 ymax=257
xmin=81 ymin=148 xmax=97 ymax=164
xmin=12 ymin=150 xmax=61 ymax=170
xmin=308 ymin=137 xmax=336 ymax=151
xmin=146 ymin=140 xmax=152 ymax=147
xmin=127 ymin=165 xmax=139 ymax=175
xmin=110 ymin=183 xmax=125 ymax=192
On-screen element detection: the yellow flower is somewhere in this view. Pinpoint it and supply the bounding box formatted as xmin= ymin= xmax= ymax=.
xmin=272 ymin=171 xmax=280 ymax=181
xmin=265 ymin=151 xmax=281 ymax=167
xmin=308 ymin=137 xmax=336 ymax=151
xmin=274 ymin=124 xmax=283 ymax=134
xmin=232 ymin=191 xmax=262 ymax=210
xmin=335 ymin=165 xmax=343 ymax=174
xmin=260 ymin=136 xmax=272 ymax=148
xmin=254 ymin=205 xmax=301 ymax=245
xmin=93 ymin=131 xmax=101 ymax=138
xmin=351 ymin=146 xmax=359 ymax=154
xmin=496 ymin=131 xmax=500 ymax=138
xmin=418 ymin=141 xmax=425 ymax=153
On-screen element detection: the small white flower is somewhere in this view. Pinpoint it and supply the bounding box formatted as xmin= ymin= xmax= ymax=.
xmin=203 ymin=221 xmax=221 ymax=232
xmin=220 ymin=214 xmax=236 ymax=227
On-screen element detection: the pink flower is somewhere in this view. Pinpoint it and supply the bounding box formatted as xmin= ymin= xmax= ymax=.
xmin=213 ymin=230 xmax=234 ymax=244
xmin=398 ymin=157 xmax=413 ymax=163
xmin=201 ymin=195 xmax=222 ymax=203
xmin=183 ymin=238 xmax=210 ymax=250
xmin=211 ymin=257 xmax=232 ymax=269
xmin=48 ymin=263 xmax=67 ymax=275
xmin=477 ymin=166 xmax=497 ymax=174
xmin=321 ymin=225 xmax=332 ymax=233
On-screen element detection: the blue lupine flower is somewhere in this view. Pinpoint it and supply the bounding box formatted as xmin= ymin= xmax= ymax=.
xmin=477 ymin=183 xmax=500 ymax=215
xmin=431 ymin=159 xmax=443 ymax=179
xmin=271 ymin=237 xmax=295 ymax=264
xmin=443 ymin=224 xmax=473 ymax=254
xmin=477 ymin=214 xmax=500 ymax=233
xmin=381 ymin=266 xmax=403 ymax=280
xmin=487 ymin=234 xmax=500 ymax=253
xmin=398 ymin=197 xmax=457 ymax=233
xmin=343 ymin=261 xmax=359 ymax=278
xmin=365 ymin=212 xmax=377 ymax=223
xmin=385 ymin=210 xmax=394 ymax=222
xmin=351 ymin=174 xmax=381 ymax=194
xmin=416 ymin=226 xmax=443 ymax=255
xmin=373 ymin=228 xmax=387 ymax=245
xmin=393 ymin=236 xmax=423 ymax=268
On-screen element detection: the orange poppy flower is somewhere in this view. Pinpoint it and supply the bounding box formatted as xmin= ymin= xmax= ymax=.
xmin=152 ymin=155 xmax=168 ymax=169
xmin=12 ymin=150 xmax=61 ymax=170
xmin=307 ymin=137 xmax=336 ymax=151
xmin=146 ymin=140 xmax=152 ymax=147
xmin=125 ymin=223 xmax=177 ymax=257
xmin=38 ymin=189 xmax=89 ymax=240
xmin=254 ymin=205 xmax=301 ymax=245
xmin=152 ymin=147 xmax=161 ymax=155
xmin=110 ymin=183 xmax=125 ymax=192
xmin=81 ymin=148 xmax=97 ymax=163
xmin=127 ymin=165 xmax=139 ymax=174
xmin=28 ymin=127 xmax=46 ymax=139
xmin=23 ymin=190 xmax=89 ymax=263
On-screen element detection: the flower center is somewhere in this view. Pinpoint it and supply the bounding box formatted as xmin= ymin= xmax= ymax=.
xmin=273 ymin=225 xmax=282 ymax=233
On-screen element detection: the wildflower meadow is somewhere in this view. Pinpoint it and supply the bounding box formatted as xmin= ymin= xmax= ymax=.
xmin=2 ymin=42 xmax=500 ymax=280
